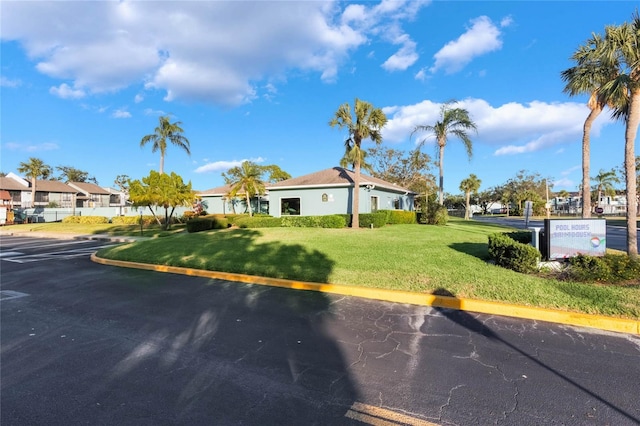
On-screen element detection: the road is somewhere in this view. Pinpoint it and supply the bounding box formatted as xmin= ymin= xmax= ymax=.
xmin=473 ymin=215 xmax=639 ymax=253
xmin=1 ymin=236 xmax=639 ymax=425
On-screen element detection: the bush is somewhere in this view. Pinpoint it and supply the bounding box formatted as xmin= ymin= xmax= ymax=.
xmin=383 ymin=210 xmax=417 ymax=225
xmin=504 ymin=231 xmax=532 ymax=244
xmin=62 ymin=215 xmax=109 ymax=224
xmin=186 ymin=217 xmax=213 ymax=233
xmin=235 ymin=216 xmax=282 ymax=228
xmin=111 ymin=215 xmax=157 ymax=225
xmin=488 ymin=232 xmax=539 ymax=274
xmin=281 ymin=215 xmax=346 ymax=228
xmin=565 ymin=254 xmax=640 ymax=283
xmin=427 ymin=204 xmax=448 ymax=226
xmin=359 ymin=212 xmax=387 ymax=228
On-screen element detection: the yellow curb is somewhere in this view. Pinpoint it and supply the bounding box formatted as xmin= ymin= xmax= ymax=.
xmin=91 ymin=254 xmax=639 ymax=336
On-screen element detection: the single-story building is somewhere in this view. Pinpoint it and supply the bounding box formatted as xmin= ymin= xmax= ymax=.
xmin=68 ymin=181 xmax=111 ymax=208
xmin=199 ymin=167 xmax=415 ymax=217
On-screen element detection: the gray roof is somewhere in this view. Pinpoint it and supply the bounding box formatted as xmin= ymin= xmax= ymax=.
xmin=267 ymin=167 xmax=415 ymax=194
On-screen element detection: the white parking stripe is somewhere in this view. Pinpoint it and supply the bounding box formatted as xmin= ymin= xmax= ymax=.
xmin=0 ymin=239 xmax=96 ymax=250
xmin=1 ymin=244 xmax=115 ymax=263
xmin=0 ymin=251 xmax=24 ymax=257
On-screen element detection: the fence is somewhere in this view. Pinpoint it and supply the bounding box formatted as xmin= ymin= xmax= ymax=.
xmin=14 ymin=205 xmax=191 ymax=223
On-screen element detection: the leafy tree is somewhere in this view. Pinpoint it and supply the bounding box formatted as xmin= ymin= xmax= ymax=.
xmin=329 ymin=98 xmax=387 ymax=228
xmin=596 ymin=12 xmax=639 ymax=256
xmin=366 ymin=146 xmax=436 ymax=196
xmin=561 ymin=34 xmax=620 ymax=218
xmin=340 ymin=144 xmax=374 ymax=174
xmin=477 ymin=186 xmax=505 ymax=214
xmin=17 ymin=157 xmax=53 ymax=208
xmin=222 ymin=161 xmax=266 ymax=217
xmin=500 ymin=170 xmax=549 ymax=215
xmin=459 ymin=174 xmax=481 ymax=220
xmin=114 ymin=174 xmax=130 ymax=194
xmin=56 ymin=166 xmax=97 ymax=183
xmin=261 ymin=165 xmax=291 ymax=183
xmin=591 ymin=168 xmax=620 ymax=207
xmin=140 ymin=115 xmax=190 ymax=174
xmin=128 ymin=171 xmax=195 ymax=230
xmin=412 ymin=100 xmax=477 ymax=205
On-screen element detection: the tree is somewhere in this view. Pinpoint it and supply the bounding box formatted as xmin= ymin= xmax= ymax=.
xmin=222 ymin=161 xmax=266 ymax=217
xmin=56 ymin=166 xmax=97 ymax=183
xmin=140 ymin=115 xmax=191 ymax=174
xmin=261 ymin=165 xmax=291 ymax=183
xmin=591 ymin=168 xmax=620 ymax=207
xmin=412 ymin=101 xmax=477 ymax=205
xmin=367 ymin=147 xmax=435 ymax=195
xmin=17 ymin=157 xmax=53 ymax=208
xmin=114 ymin=174 xmax=130 ymax=194
xmin=561 ymin=34 xmax=620 ymax=219
xmin=500 ymin=170 xmax=548 ymax=216
xmin=459 ymin=174 xmax=481 ymax=220
xmin=128 ymin=171 xmax=195 ymax=230
xmin=329 ymin=98 xmax=387 ymax=228
xmin=596 ymin=12 xmax=639 ymax=256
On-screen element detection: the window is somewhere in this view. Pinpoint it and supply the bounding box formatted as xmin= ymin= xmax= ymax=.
xmin=393 ymin=199 xmax=400 ymax=209
xmin=281 ymin=198 xmax=300 ymax=215
xmin=34 ymin=192 xmax=49 ymax=203
xmin=9 ymin=191 xmax=20 ymax=202
xmin=371 ymin=196 xmax=379 ymax=212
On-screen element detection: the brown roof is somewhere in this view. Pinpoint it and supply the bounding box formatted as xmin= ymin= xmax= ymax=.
xmin=198 ymin=184 xmax=233 ymax=196
xmin=0 ymin=176 xmax=28 ymax=191
xmin=68 ymin=181 xmax=110 ymax=195
xmin=267 ymin=167 xmax=415 ymax=194
xmin=0 ymin=190 xmax=11 ymax=200
xmin=34 ymin=180 xmax=76 ymax=193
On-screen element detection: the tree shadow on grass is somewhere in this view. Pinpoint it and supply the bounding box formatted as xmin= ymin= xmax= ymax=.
xmin=448 ymin=242 xmax=490 ymax=261
xmin=430 ymin=288 xmax=639 ymax=424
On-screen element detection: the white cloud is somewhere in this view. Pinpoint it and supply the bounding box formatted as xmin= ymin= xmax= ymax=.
xmin=0 ymin=76 xmax=21 ymax=87
xmin=194 ymin=157 xmax=265 ymax=174
xmin=553 ymin=177 xmax=575 ymax=189
xmin=430 ymin=16 xmax=505 ymax=74
xmin=49 ymin=83 xmax=85 ymax=99
xmin=383 ymin=98 xmax=613 ymax=155
xmin=4 ymin=141 xmax=59 ymax=152
xmin=112 ymin=109 xmax=131 ymax=119
xmin=1 ymin=1 xmax=427 ymax=105
xmin=134 ymin=94 xmax=144 ymax=103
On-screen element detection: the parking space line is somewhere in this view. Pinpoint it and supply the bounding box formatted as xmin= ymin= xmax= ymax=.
xmin=0 ymin=239 xmax=97 ymax=250
xmin=1 ymin=244 xmax=115 ymax=263
xmin=0 ymin=251 xmax=24 ymax=258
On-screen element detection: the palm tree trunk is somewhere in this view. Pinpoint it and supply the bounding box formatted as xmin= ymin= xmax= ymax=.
xmin=246 ymin=192 xmax=253 ymax=217
xmin=159 ymin=154 xmax=165 ymax=175
xmin=624 ymin=89 xmax=639 ymax=257
xmin=465 ymin=192 xmax=471 ymax=220
xmin=31 ymin=177 xmax=36 ymax=209
xmin=582 ymin=106 xmax=602 ymax=218
xmin=438 ymin=141 xmax=445 ymax=205
xmin=352 ymin=160 xmax=360 ymax=228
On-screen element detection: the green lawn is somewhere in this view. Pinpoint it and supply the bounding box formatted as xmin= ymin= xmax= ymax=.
xmin=97 ymin=218 xmax=640 ymax=320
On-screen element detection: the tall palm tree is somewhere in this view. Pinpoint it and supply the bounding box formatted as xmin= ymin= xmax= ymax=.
xmin=412 ymin=101 xmax=477 ymax=205
xmin=140 ymin=115 xmax=190 ymax=174
xmin=339 ymin=141 xmax=374 ymax=174
xmin=223 ymin=161 xmax=265 ymax=217
xmin=597 ymin=13 xmax=639 ymax=257
xmin=561 ymin=34 xmax=620 ymax=219
xmin=591 ymin=169 xmax=620 ymax=208
xmin=329 ymin=98 xmax=387 ymax=228
xmin=17 ymin=157 xmax=53 ymax=208
xmin=459 ymin=174 xmax=481 ymax=220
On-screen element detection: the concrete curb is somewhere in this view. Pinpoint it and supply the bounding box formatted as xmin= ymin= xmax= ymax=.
xmin=91 ymin=253 xmax=640 ymax=336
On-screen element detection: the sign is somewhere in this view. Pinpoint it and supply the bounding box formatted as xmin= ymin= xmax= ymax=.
xmin=595 ymin=206 xmax=604 ymax=214
xmin=544 ymin=219 xmax=606 ymax=260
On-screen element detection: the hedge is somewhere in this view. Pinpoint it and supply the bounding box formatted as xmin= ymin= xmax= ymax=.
xmin=111 ymin=215 xmax=161 ymax=226
xmin=62 ymin=215 xmax=109 ymax=224
xmin=186 ymin=217 xmax=214 ymax=233
xmin=488 ymin=232 xmax=539 ymax=274
xmin=235 ymin=216 xmax=283 ymax=228
xmin=281 ymin=215 xmax=346 ymax=228
xmin=382 ymin=210 xmax=417 ymax=224
xmin=359 ymin=212 xmax=388 ymax=228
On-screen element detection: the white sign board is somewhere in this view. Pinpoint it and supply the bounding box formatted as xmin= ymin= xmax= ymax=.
xmin=546 ymin=219 xmax=606 ymax=259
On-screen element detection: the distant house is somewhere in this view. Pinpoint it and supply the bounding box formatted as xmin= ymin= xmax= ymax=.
xmin=266 ymin=167 xmax=415 ymax=217
xmin=0 ymin=173 xmax=75 ymax=208
xmin=68 ymin=182 xmax=110 ymax=208
xmin=197 ymin=184 xmax=268 ymax=215
xmin=0 ymin=173 xmax=28 ymax=207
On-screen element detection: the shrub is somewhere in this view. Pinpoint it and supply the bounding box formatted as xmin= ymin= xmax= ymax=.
xmin=281 ymin=215 xmax=346 ymax=228
xmin=186 ymin=217 xmax=213 ymax=233
xmin=383 ymin=210 xmax=417 ymax=224
xmin=339 ymin=214 xmax=352 ymax=227
xmin=359 ymin=212 xmax=387 ymax=228
xmin=111 ymin=215 xmax=157 ymax=225
xmin=565 ymin=254 xmax=640 ymax=283
xmin=46 ymin=202 xmax=60 ymax=208
xmin=62 ymin=215 xmax=109 ymax=224
xmin=427 ymin=204 xmax=448 ymax=226
xmin=504 ymin=231 xmax=532 ymax=244
xmin=488 ymin=232 xmax=539 ymax=274
xmin=182 ymin=211 xmax=197 ymax=221
xmin=235 ymin=216 xmax=282 ymax=228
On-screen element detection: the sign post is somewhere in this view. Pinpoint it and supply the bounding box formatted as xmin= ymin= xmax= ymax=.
xmin=138 ymin=207 xmax=144 ymax=236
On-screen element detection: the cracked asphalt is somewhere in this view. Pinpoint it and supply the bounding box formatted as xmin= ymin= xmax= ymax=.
xmin=1 ymin=239 xmax=639 ymax=425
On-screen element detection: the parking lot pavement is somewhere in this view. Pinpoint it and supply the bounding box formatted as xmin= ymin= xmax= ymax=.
xmin=0 ymin=235 xmax=116 ymax=263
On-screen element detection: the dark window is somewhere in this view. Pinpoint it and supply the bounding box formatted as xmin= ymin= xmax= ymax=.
xmin=371 ymin=196 xmax=378 ymax=212
xmin=281 ymin=198 xmax=300 ymax=215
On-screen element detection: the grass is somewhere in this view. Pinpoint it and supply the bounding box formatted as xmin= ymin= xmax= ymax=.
xmin=96 ymin=218 xmax=640 ymax=320
xmin=2 ymin=222 xmax=186 ymax=238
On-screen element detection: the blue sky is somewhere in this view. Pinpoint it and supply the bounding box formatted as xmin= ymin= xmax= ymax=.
xmin=1 ymin=1 xmax=637 ymax=195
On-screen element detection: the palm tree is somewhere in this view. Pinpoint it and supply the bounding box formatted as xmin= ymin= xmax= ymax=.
xmin=17 ymin=157 xmax=53 ymax=208
xmin=561 ymin=33 xmax=621 ymax=219
xmin=597 ymin=13 xmax=639 ymax=257
xmin=329 ymin=98 xmax=387 ymax=228
xmin=412 ymin=101 xmax=477 ymax=205
xmin=592 ymin=169 xmax=620 ymax=208
xmin=140 ymin=115 xmax=191 ymax=174
xmin=223 ymin=161 xmax=265 ymax=217
xmin=459 ymin=174 xmax=481 ymax=220
xmin=339 ymin=142 xmax=374 ymax=174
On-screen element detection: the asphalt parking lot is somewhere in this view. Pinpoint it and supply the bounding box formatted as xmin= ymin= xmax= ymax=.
xmin=2 ymin=235 xmax=640 ymax=425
